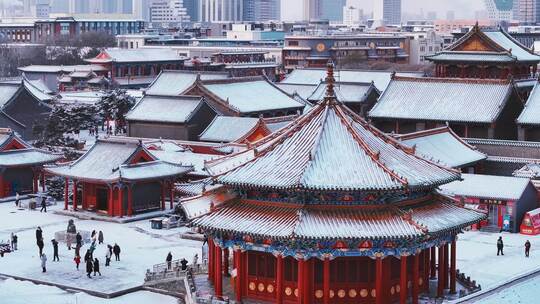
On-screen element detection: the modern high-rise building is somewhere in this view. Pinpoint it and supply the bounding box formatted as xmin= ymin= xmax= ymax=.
xmin=243 ymin=0 xmax=280 ymax=22
xmin=151 ymin=0 xmax=190 ymax=26
xmin=199 ymin=0 xmax=243 ymax=22
xmin=512 ymin=0 xmax=540 ymax=23
xmin=183 ymin=0 xmax=199 ymax=21
xmin=343 ymin=5 xmax=362 ymax=26
xmin=373 ymin=0 xmax=401 ymax=25
xmin=484 ymin=0 xmax=514 ymax=21
xmin=134 ymin=0 xmax=152 ymax=21
xmin=301 ymin=0 xmax=345 ymax=21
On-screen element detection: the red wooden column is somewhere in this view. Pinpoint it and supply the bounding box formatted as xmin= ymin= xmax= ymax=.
xmin=437 ymin=246 xmax=444 ymax=297
xmin=127 ymin=185 xmax=133 ymax=216
xmin=208 ymin=239 xmax=214 ymax=282
xmin=375 ymin=256 xmax=383 ymax=304
xmin=276 ymin=255 xmax=284 ymax=304
xmin=32 ymin=171 xmax=38 ymax=193
xmin=41 ymin=172 xmax=46 ymax=191
xmin=297 ymin=259 xmax=305 ymax=304
xmin=72 ymin=181 xmax=78 ymax=211
xmin=400 ymin=255 xmax=407 ymax=304
xmin=108 ymin=185 xmax=113 ymax=216
xmin=234 ymin=249 xmax=244 ymax=302
xmin=118 ymin=185 xmax=124 ymax=217
xmin=430 ymin=247 xmax=436 ymax=279
xmin=64 ymin=178 xmax=69 ymax=210
xmin=444 ymin=243 xmax=449 ymax=289
xmin=412 ymin=253 xmax=420 ymax=304
xmin=450 ymin=239 xmax=457 ymax=294
xmin=169 ymin=181 xmax=174 ymax=210
xmin=223 ymin=248 xmax=229 ymax=276
xmin=323 ymin=257 xmax=330 ymax=304
xmin=160 ymin=182 xmax=165 ymax=210
xmin=215 ymin=245 xmax=223 ymax=298
xmin=424 ymin=249 xmax=430 ymax=292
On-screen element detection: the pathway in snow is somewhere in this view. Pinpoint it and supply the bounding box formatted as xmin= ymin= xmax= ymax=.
xmin=0 ymin=201 xmax=201 ymax=298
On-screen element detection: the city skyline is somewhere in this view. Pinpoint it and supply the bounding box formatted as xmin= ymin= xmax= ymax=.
xmin=283 ymin=0 xmax=486 ymax=21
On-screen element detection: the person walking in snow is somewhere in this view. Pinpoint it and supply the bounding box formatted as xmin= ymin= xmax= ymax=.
xmin=180 ymin=258 xmax=188 ymax=271
xmin=105 ymin=250 xmax=111 ymax=267
xmin=74 ymin=255 xmax=81 ymax=270
xmin=76 ymin=232 xmax=82 ymax=248
xmin=41 ymin=253 xmax=47 ymax=273
xmin=98 ymin=231 xmax=104 ymax=245
xmin=86 ymin=257 xmax=93 ymax=278
xmin=14 ymin=192 xmax=20 ymax=207
xmin=40 ymin=196 xmax=47 ymax=213
xmin=166 ymin=252 xmax=173 ymax=270
xmin=113 ymin=243 xmax=121 ymax=261
xmin=497 ymin=236 xmax=504 ymax=256
xmin=51 ymin=239 xmax=59 ymax=261
xmin=11 ymin=233 xmax=17 ymax=251
xmin=37 ymin=237 xmax=44 ymax=257
xmin=192 ymin=253 xmax=198 ymax=270
xmin=93 ymin=258 xmax=101 ymax=276
xmin=525 ymin=240 xmax=531 ymax=257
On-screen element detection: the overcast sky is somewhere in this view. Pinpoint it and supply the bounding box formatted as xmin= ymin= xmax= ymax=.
xmin=281 ymin=0 xmax=486 ymax=21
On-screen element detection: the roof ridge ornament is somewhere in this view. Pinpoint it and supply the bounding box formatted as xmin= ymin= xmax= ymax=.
xmin=324 ymin=61 xmax=336 ymax=103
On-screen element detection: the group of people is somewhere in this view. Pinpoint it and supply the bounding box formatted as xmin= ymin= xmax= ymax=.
xmin=496 ymin=236 xmax=532 ymax=257
xmin=165 ymin=252 xmax=198 ymax=271
xmin=31 ymin=225 xmax=123 ymax=277
xmin=14 ymin=193 xmax=47 ymax=212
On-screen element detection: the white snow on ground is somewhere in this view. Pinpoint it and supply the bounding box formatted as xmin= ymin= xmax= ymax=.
xmin=0 ymin=200 xmax=202 ymax=299
xmin=457 ymin=230 xmax=540 ymax=289
xmin=0 ymin=278 xmax=179 ymax=304
xmin=475 ymin=275 xmax=540 ymax=303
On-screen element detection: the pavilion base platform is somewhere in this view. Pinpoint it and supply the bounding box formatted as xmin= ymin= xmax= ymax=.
xmin=53 ymin=208 xmax=175 ymax=224
xmin=193 ymin=272 xmax=471 ymax=304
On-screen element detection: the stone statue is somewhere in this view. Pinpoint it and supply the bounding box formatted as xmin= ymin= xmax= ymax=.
xmin=67 ymin=219 xmax=77 ymax=234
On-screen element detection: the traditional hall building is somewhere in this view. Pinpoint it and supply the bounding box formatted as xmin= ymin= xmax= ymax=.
xmin=45 ymin=139 xmax=193 ymax=217
xmin=0 ymin=129 xmax=61 ymax=197
xmin=426 ymin=24 xmax=540 ymax=80
xmin=369 ymin=76 xmax=523 ymax=140
xmin=192 ymin=64 xmax=485 ymax=304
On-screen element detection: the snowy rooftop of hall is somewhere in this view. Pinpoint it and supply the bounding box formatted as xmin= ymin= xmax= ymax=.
xmin=126 ymin=95 xmax=205 ymax=124
xmin=438 ymin=173 xmax=532 ymax=201
xmin=517 ymin=81 xmax=540 ymax=125
xmin=395 ymin=127 xmax=487 ymax=168
xmin=45 ymin=139 xmax=193 ymax=182
xmin=85 ymin=48 xmax=187 ymax=64
xmin=199 ymin=116 xmax=269 ymax=143
xmin=281 ymin=68 xmax=424 ymax=92
xmin=200 ymin=77 xmax=304 ymax=114
xmin=369 ymin=76 xmax=514 ymax=123
xmin=307 ymin=81 xmax=379 ymax=103
xmin=145 ymin=70 xmax=229 ymax=96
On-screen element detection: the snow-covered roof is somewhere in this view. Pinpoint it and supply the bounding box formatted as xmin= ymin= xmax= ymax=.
xmin=57 ymin=91 xmax=105 ymax=106
xmin=282 ymin=69 xmax=423 ymax=91
xmin=194 ymin=197 xmax=484 ymax=240
xmin=145 ymin=70 xmax=229 ymax=96
xmin=439 ymin=173 xmax=532 ymax=201
xmin=0 ymin=149 xmax=62 ymax=167
xmin=86 ymin=48 xmax=186 ymax=64
xmin=199 ymin=116 xmax=266 ymax=143
xmin=126 ymin=95 xmax=205 ymax=124
xmin=396 ymin=127 xmax=487 ymax=168
xmin=0 ymin=83 xmax=20 ymax=108
xmin=151 ymin=150 xmax=220 ymax=176
xmin=206 ymin=90 xmax=460 ymax=192
xmin=484 ymin=30 xmax=540 ymax=62
xmin=18 ymin=64 xmax=107 ymax=73
xmin=308 ymin=81 xmax=377 ymax=103
xmin=514 ymin=163 xmax=540 ymax=179
xmin=517 ymin=81 xmax=540 ymax=125
xmin=45 ymin=139 xmax=192 ymax=182
xmin=27 ymin=79 xmax=53 ymax=94
xmin=180 ymin=187 xmax=234 ymax=220
xmin=23 ymin=78 xmax=53 ymax=102
xmin=369 ymin=77 xmax=514 ymax=124
xmin=201 ymin=77 xmax=304 ymax=114
xmin=274 ymin=83 xmax=317 ymax=100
